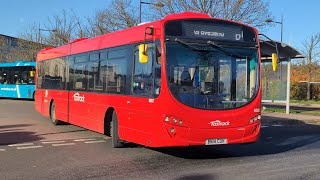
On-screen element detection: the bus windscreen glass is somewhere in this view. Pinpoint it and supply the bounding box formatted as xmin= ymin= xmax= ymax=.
xmin=165 ymin=20 xmax=259 ymax=110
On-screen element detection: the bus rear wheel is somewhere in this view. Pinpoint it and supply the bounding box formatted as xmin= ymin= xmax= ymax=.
xmin=111 ymin=111 xmax=125 ymax=148
xmin=50 ymin=101 xmax=62 ymax=125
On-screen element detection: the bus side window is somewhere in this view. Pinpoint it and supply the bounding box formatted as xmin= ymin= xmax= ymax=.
xmin=74 ymin=64 xmax=87 ymax=91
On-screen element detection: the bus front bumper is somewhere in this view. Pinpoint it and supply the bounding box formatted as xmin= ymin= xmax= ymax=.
xmin=162 ymin=122 xmax=260 ymax=147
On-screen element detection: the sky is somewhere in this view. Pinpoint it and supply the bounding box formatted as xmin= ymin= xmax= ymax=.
xmin=0 ymin=0 xmax=319 ymax=51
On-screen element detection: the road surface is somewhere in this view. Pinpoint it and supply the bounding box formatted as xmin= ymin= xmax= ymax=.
xmin=0 ymin=99 xmax=319 ymax=180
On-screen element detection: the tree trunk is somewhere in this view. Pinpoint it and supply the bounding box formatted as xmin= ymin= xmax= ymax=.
xmin=306 ymin=63 xmax=312 ymax=100
xmin=307 ymin=81 xmax=311 ymax=100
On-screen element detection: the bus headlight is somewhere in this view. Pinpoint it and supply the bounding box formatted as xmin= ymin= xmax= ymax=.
xmin=172 ymin=118 xmax=178 ymax=124
xmin=164 ymin=115 xmax=184 ymax=126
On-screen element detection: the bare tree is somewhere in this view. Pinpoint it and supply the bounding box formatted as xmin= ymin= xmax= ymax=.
xmin=19 ymin=0 xmax=274 ymax=48
xmin=19 ymin=24 xmax=40 ymax=43
xmin=301 ymin=34 xmax=320 ymax=100
xmin=16 ymin=10 xmax=87 ymax=61
xmin=19 ymin=9 xmax=86 ymax=47
xmin=87 ymin=0 xmax=139 ymax=36
xmin=149 ymin=0 xmax=272 ymax=27
xmin=44 ymin=9 xmax=85 ymax=46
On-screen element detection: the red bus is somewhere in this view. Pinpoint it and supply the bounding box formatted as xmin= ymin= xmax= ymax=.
xmin=35 ymin=12 xmax=262 ymax=148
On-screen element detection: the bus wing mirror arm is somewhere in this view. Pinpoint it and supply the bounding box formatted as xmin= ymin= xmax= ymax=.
xmin=258 ymin=33 xmax=279 ymax=72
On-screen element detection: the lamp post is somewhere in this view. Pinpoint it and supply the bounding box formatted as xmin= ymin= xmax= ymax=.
xmin=265 ymin=15 xmax=283 ymax=42
xmin=139 ymin=0 xmax=164 ymax=23
xmin=38 ymin=24 xmax=57 ymax=44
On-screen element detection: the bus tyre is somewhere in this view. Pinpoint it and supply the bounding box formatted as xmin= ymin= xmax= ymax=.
xmin=111 ymin=111 xmax=125 ymax=148
xmin=50 ymin=102 xmax=62 ymax=125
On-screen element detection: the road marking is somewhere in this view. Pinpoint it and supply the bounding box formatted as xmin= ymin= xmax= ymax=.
xmin=0 ymin=149 xmax=6 ymax=151
xmin=84 ymin=140 xmax=106 ymax=144
xmin=41 ymin=141 xmax=66 ymax=144
xmin=278 ymin=135 xmax=315 ymax=146
xmin=272 ymin=124 xmax=284 ymax=127
xmin=8 ymin=143 xmax=34 ymax=147
xmin=17 ymin=146 xmax=43 ymax=150
xmin=261 ymin=125 xmax=269 ymax=128
xmin=73 ymin=138 xmax=97 ymax=142
xmin=52 ymin=143 xmax=75 ymax=147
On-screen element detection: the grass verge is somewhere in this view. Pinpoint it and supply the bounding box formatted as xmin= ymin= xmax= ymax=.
xmin=263 ymin=107 xmax=320 ymax=116
xmin=290 ymin=100 xmax=320 ymax=105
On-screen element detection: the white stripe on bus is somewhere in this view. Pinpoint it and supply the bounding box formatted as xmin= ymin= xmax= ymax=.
xmin=16 ymin=85 xmax=20 ymax=98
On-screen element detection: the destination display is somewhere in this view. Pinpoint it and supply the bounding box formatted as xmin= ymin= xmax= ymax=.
xmin=165 ymin=20 xmax=256 ymax=42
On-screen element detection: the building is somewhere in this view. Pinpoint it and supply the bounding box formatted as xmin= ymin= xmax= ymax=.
xmin=0 ymin=34 xmax=19 ymax=62
xmin=0 ymin=34 xmax=45 ymax=63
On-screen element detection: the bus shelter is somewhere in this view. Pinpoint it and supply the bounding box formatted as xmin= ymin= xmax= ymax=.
xmin=260 ymin=40 xmax=305 ymax=114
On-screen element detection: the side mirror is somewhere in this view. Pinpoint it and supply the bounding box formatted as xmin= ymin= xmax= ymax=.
xmin=272 ymin=53 xmax=278 ymax=72
xmin=139 ymin=44 xmax=148 ymax=64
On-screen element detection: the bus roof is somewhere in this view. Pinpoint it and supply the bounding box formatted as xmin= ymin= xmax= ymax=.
xmin=37 ymin=11 xmax=256 ymax=61
xmin=0 ymin=61 xmax=36 ymax=67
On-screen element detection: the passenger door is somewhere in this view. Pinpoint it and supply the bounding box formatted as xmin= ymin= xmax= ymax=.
xmin=125 ymin=42 xmax=161 ymax=144
xmin=68 ymin=54 xmax=90 ymax=128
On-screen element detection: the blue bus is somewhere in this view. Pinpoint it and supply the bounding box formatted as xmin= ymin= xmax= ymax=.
xmin=0 ymin=61 xmax=36 ymax=99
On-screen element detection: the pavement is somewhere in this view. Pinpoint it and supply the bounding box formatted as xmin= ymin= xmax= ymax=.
xmin=262 ymin=112 xmax=320 ymax=125
xmin=263 ymin=102 xmax=320 ymax=107
xmin=262 ymin=102 xmax=320 ymax=111
xmin=262 ymin=102 xmax=320 ymax=125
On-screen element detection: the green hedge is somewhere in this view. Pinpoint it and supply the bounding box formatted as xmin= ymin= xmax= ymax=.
xmin=291 ymin=82 xmax=320 ymax=100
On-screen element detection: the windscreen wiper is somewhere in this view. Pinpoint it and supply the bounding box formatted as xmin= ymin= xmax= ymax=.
xmin=175 ymin=38 xmax=201 ymax=51
xmin=207 ymin=41 xmax=248 ymax=59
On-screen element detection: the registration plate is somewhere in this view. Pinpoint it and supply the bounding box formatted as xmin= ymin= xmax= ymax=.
xmin=205 ymin=138 xmax=228 ymax=145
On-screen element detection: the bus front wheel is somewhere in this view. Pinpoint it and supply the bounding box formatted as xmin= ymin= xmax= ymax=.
xmin=111 ymin=111 xmax=125 ymax=148
xmin=50 ymin=101 xmax=62 ymax=125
